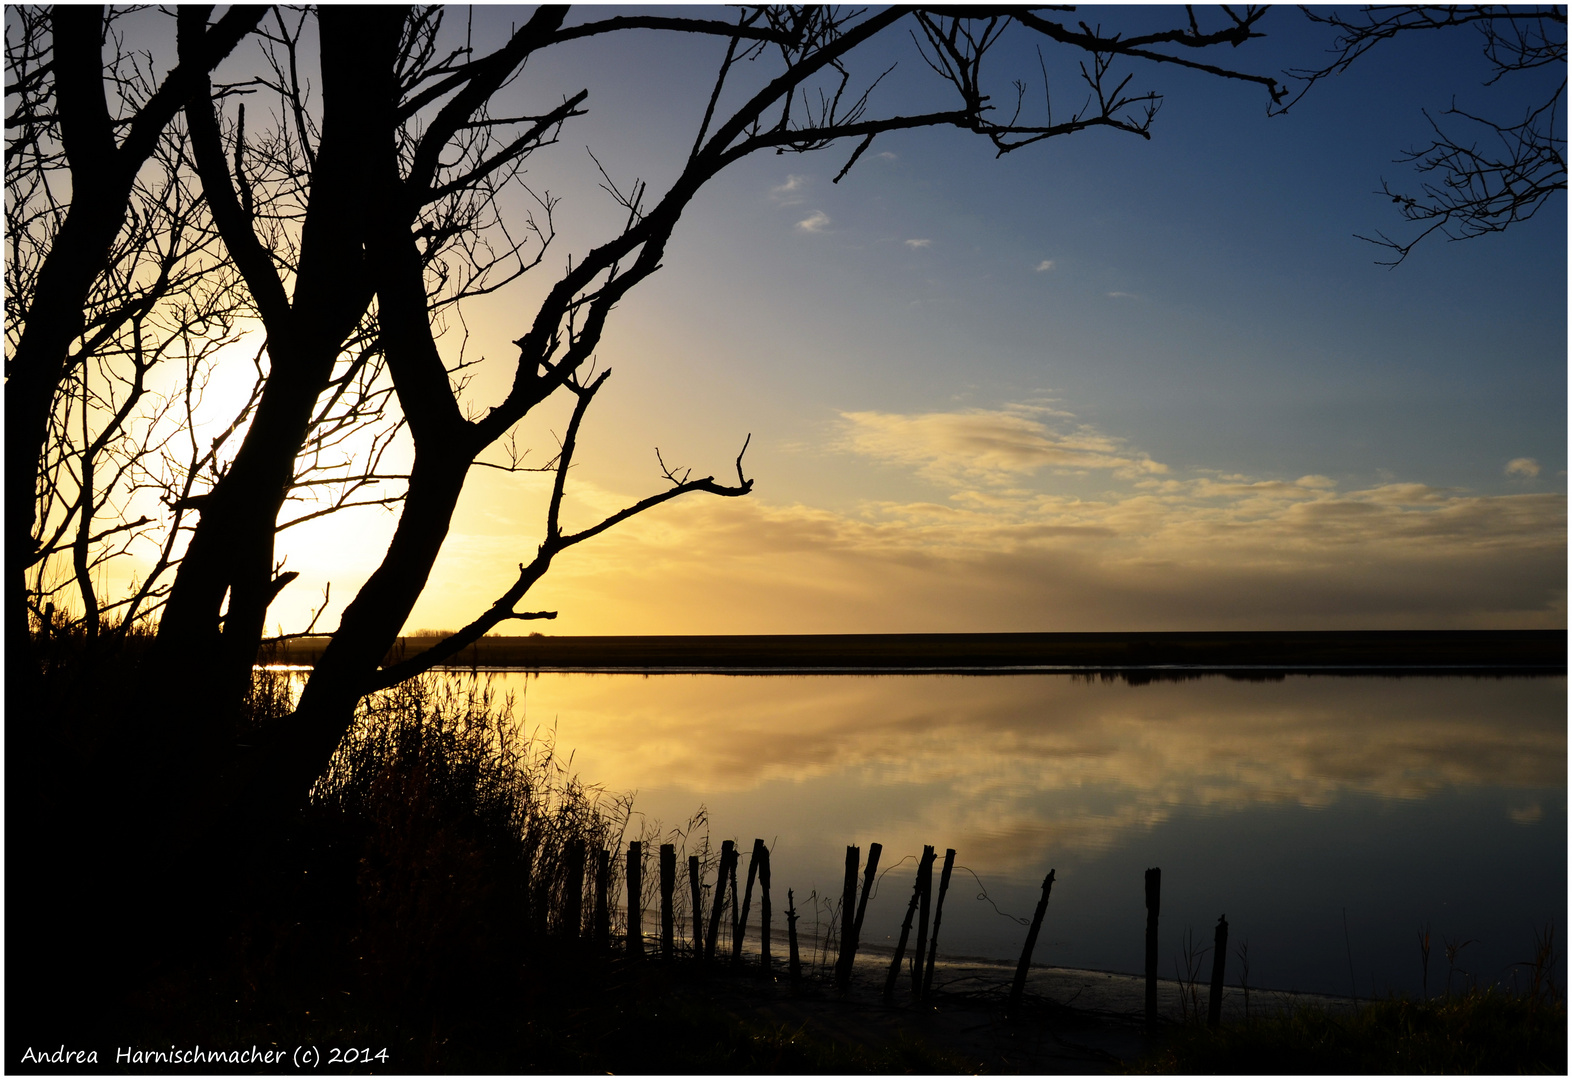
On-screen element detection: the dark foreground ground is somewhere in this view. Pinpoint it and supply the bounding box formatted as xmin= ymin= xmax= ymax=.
xmin=276 ymin=629 xmax=1568 ymax=676
xmin=35 ymin=947 xmax=1557 ymax=1075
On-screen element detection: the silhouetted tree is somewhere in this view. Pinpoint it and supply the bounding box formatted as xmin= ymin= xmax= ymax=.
xmin=9 ymin=4 xmax=1296 ymax=1023
xmin=1286 ymin=6 xmax=1566 ymax=264
xmin=5 ymin=5 xmax=264 ymax=685
xmin=134 ymin=6 xmax=1290 ymax=817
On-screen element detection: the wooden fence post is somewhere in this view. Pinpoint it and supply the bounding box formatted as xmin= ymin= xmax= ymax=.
xmin=1208 ymin=914 xmax=1229 ymax=1031
xmin=705 ymin=840 xmax=734 ymax=964
xmin=688 ymin=854 xmax=704 ymax=958
xmin=563 ymin=841 xmax=585 ymax=940
xmin=834 ymin=845 xmax=859 ymax=986
xmin=1145 ymin=867 xmax=1161 ymax=1031
xmin=758 ymin=843 xmax=772 ymax=976
xmin=884 ymin=857 xmax=926 ymax=1001
xmin=848 ymin=842 xmax=882 ymax=983
xmin=786 ymin=888 xmax=801 ymax=986
xmin=594 ymin=848 xmax=610 ymax=951
xmin=727 ymin=845 xmax=741 ymax=956
xmin=734 ymin=838 xmax=764 ymax=965
xmin=911 ymin=846 xmax=936 ymax=998
xmin=922 ymin=848 xmax=956 ymax=1001
xmin=659 ymin=844 xmax=676 ymax=960
xmin=626 ymin=841 xmax=644 ymax=957
xmin=1009 ymin=867 xmax=1056 ymax=1009
xmin=521 ymin=843 xmax=534 ymax=939
xmin=531 ymin=851 xmax=550 ymax=939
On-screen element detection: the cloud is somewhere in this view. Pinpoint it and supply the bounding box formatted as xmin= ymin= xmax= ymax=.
xmin=401 ymin=404 xmax=1566 ymax=637
xmin=770 ymin=174 xmax=808 ymax=204
xmin=796 ymin=210 xmax=831 ymax=233
xmin=1506 ymin=457 xmax=1541 ymax=478
xmin=1034 ymin=259 xmax=1055 ymax=272
xmin=905 ymin=238 xmax=933 ymax=249
xmin=1106 ymin=290 xmax=1136 ymax=299
xmin=836 ymin=404 xmax=1167 ymax=484
xmin=445 ymin=473 xmax=1566 ymax=637
xmin=1510 ymin=802 xmax=1545 ymax=825
xmin=876 ymin=151 xmax=898 ymax=161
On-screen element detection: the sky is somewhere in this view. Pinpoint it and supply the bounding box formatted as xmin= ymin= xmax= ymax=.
xmin=245 ymin=6 xmax=1566 ymax=636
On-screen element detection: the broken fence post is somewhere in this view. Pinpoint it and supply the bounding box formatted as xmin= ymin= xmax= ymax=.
xmin=705 ymin=840 xmax=734 ymax=965
xmin=922 ymin=848 xmax=956 ymax=1001
xmin=563 ymin=840 xmax=585 ymax=940
xmin=1010 ymin=866 xmax=1056 ymax=1009
xmin=659 ymin=843 xmax=676 ymax=960
xmin=787 ymin=888 xmax=801 ymax=986
xmin=1208 ymin=914 xmax=1229 ymax=1031
xmin=911 ymin=845 xmax=936 ymax=998
xmin=1145 ymin=867 xmax=1161 ymax=1032
xmin=834 ymin=845 xmax=859 ymax=986
xmin=626 ymin=841 xmax=644 ymax=958
xmin=759 ymin=843 xmax=772 ymax=976
xmin=595 ymin=848 xmax=611 ymax=951
xmin=884 ymin=855 xmax=926 ymax=1001
xmin=850 ymin=841 xmax=882 ymax=971
xmin=734 ymin=838 xmax=764 ymax=965
xmin=688 ymin=854 xmax=704 ymax=958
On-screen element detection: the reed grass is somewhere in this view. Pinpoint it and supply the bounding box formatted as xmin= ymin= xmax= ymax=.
xmin=1134 ymin=988 xmax=1566 ymax=1074
xmin=1138 ymin=921 xmax=1565 ymax=1076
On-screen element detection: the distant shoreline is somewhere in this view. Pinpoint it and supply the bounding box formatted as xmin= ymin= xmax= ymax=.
xmin=268 ymin=629 xmax=1567 ymax=675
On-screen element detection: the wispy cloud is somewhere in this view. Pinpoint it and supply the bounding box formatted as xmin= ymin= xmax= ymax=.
xmin=796 ymin=210 xmax=831 ymax=233
xmin=837 ymin=404 xmax=1167 ymax=484
xmin=1506 ymin=457 xmax=1541 ymax=478
xmin=770 ymin=174 xmax=808 ymax=205
xmin=484 ymin=472 xmax=1566 ymax=635
xmin=1034 ymin=259 xmax=1055 ymax=272
xmin=1106 ymin=290 xmax=1136 ymax=299
xmin=402 ymin=406 xmax=1566 ymax=637
xmin=905 ymin=238 xmax=933 ymax=249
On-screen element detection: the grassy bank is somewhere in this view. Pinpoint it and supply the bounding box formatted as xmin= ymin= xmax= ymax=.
xmin=15 ymin=651 xmax=1563 ymax=1073
xmin=1134 ymin=991 xmax=1567 ymax=1074
xmin=23 ymin=666 xmax=965 ymax=1073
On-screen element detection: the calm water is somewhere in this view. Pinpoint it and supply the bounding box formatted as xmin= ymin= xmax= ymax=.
xmin=477 ymin=671 xmax=1564 ymax=998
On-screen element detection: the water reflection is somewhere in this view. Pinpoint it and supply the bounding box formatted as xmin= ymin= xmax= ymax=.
xmin=490 ymin=672 xmax=1562 ymax=997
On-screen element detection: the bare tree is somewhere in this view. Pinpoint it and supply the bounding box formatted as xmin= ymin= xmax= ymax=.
xmin=6 ymin=4 xmax=1320 ymax=1034
xmin=1286 ymin=6 xmax=1566 ymax=264
xmin=15 ymin=5 xmax=1296 ymax=855
xmin=5 ymin=5 xmax=264 ymax=677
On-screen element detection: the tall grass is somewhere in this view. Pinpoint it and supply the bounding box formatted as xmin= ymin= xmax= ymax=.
xmin=1138 ymin=923 xmax=1566 ymax=1074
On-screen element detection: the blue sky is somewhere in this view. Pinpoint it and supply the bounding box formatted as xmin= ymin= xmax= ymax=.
xmin=237 ymin=6 xmax=1566 ymax=634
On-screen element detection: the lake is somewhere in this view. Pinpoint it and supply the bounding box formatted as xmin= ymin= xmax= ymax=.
xmin=482 ymin=669 xmax=1565 ymax=1000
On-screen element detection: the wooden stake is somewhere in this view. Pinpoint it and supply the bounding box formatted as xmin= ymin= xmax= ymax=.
xmin=727 ymin=844 xmax=741 ymax=957
xmin=563 ymin=840 xmax=584 ymax=940
xmin=688 ymin=854 xmax=704 ymax=958
xmin=594 ymin=848 xmax=610 ymax=950
xmin=835 ymin=845 xmax=859 ymax=986
xmin=626 ymin=841 xmax=644 ymax=957
xmin=922 ymin=848 xmax=956 ymax=1001
xmin=705 ymin=840 xmax=734 ymax=964
xmin=911 ymin=845 xmax=936 ymax=998
xmin=1010 ymin=867 xmax=1055 ymax=1009
xmin=659 ymin=843 xmax=676 ymax=960
xmin=786 ymin=887 xmax=801 ymax=986
xmin=847 ymin=841 xmax=882 ymax=984
xmin=758 ymin=844 xmax=772 ymax=977
xmin=1208 ymin=914 xmax=1229 ymax=1031
xmin=884 ymin=858 xmax=925 ymax=1001
xmin=531 ymin=852 xmax=550 ymax=939
xmin=734 ymin=838 xmax=763 ymax=965
xmin=1145 ymin=867 xmax=1161 ymax=1031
